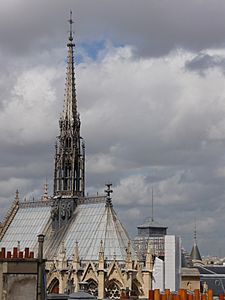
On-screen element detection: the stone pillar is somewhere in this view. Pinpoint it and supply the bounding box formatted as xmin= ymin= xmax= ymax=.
xmin=142 ymin=241 xmax=153 ymax=297
xmin=72 ymin=241 xmax=80 ymax=292
xmin=58 ymin=272 xmax=68 ymax=294
xmin=145 ymin=241 xmax=154 ymax=271
xmin=125 ymin=241 xmax=133 ymax=270
xmin=58 ymin=242 xmax=67 ymax=270
xmin=125 ymin=241 xmax=133 ymax=292
xmin=142 ymin=270 xmax=151 ymax=298
xmin=57 ymin=242 xmax=68 ymax=293
xmin=37 ymin=234 xmax=45 ymax=300
xmin=98 ymin=240 xmax=105 ymax=299
xmin=126 ymin=271 xmax=133 ymax=292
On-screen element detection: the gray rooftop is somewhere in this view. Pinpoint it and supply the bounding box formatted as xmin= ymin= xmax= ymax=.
xmin=190 ymin=242 xmax=202 ymax=261
xmin=138 ymin=217 xmax=167 ymax=229
xmin=0 ymin=201 xmax=51 ymax=253
xmin=0 ymin=197 xmax=131 ymax=262
xmin=45 ymin=200 xmax=131 ymax=261
xmin=196 ymin=265 xmax=225 ymax=296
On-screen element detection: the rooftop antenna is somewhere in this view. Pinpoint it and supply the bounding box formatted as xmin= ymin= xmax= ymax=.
xmin=151 ymin=187 xmax=154 ymax=222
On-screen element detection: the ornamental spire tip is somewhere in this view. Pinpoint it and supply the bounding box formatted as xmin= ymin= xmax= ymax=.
xmin=68 ymin=10 xmax=74 ymax=42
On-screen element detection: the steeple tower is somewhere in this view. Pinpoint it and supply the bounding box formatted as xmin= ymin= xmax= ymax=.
xmin=190 ymin=221 xmax=202 ymax=262
xmin=53 ymin=11 xmax=85 ymax=197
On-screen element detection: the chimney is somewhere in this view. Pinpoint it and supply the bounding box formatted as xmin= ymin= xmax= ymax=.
xmin=37 ymin=234 xmax=45 ymax=300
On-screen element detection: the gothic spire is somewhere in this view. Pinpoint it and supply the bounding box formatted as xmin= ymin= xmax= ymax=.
xmin=194 ymin=221 xmax=197 ymax=244
xmin=42 ymin=179 xmax=48 ymax=201
xmin=151 ymin=187 xmax=154 ymax=222
xmin=190 ymin=221 xmax=202 ymax=261
xmin=15 ymin=189 xmax=19 ymax=202
xmin=73 ymin=241 xmax=80 ymax=264
xmin=53 ymin=12 xmax=85 ymax=198
xmin=68 ymin=10 xmax=74 ymax=42
xmin=63 ymin=10 xmax=77 ymax=123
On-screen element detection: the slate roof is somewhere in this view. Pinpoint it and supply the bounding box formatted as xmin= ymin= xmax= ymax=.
xmin=190 ymin=242 xmax=202 ymax=261
xmin=196 ymin=265 xmax=225 ymax=295
xmin=62 ymin=202 xmax=130 ymax=261
xmin=198 ymin=265 xmax=225 ymax=275
xmin=0 ymin=201 xmax=51 ymax=253
xmin=0 ymin=197 xmax=131 ymax=262
xmin=200 ymin=278 xmax=225 ymax=296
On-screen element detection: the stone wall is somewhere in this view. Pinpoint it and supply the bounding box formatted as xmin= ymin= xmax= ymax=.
xmin=4 ymin=274 xmax=37 ymax=300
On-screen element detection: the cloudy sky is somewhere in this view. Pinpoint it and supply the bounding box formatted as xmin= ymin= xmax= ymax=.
xmin=1 ymin=0 xmax=225 ymax=256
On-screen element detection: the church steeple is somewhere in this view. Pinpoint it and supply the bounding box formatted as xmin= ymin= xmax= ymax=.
xmin=63 ymin=10 xmax=77 ymax=122
xmin=190 ymin=222 xmax=202 ymax=261
xmin=53 ymin=12 xmax=85 ymax=197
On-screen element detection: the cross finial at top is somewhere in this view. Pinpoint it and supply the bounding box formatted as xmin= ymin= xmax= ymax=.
xmin=105 ymin=183 xmax=113 ymax=207
xmin=68 ymin=10 xmax=74 ymax=42
xmin=194 ymin=219 xmax=197 ymax=242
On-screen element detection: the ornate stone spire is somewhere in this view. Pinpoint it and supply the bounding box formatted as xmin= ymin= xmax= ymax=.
xmin=73 ymin=241 xmax=79 ymax=262
xmin=72 ymin=241 xmax=80 ymax=270
xmin=15 ymin=189 xmax=19 ymax=202
xmin=126 ymin=240 xmax=132 ymax=270
xmin=42 ymin=179 xmax=48 ymax=201
xmin=98 ymin=240 xmax=104 ymax=265
xmin=98 ymin=240 xmax=105 ymax=299
xmin=63 ymin=10 xmax=77 ymax=122
xmin=145 ymin=241 xmax=154 ymax=270
xmin=58 ymin=241 xmax=67 ymax=269
xmin=53 ymin=11 xmax=85 ymax=197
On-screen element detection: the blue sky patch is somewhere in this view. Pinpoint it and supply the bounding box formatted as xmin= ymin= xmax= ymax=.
xmin=74 ymin=39 xmax=125 ymax=64
xmin=75 ymin=40 xmax=106 ymax=63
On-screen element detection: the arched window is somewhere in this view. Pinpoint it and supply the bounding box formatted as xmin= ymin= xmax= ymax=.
xmin=106 ymin=280 xmax=121 ymax=299
xmin=48 ymin=277 xmax=59 ymax=294
xmin=87 ymin=279 xmax=98 ymax=297
xmin=66 ymin=137 xmax=71 ymax=148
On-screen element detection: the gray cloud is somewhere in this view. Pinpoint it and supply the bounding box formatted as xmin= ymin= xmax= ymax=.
xmin=1 ymin=1 xmax=225 ymax=257
xmin=2 ymin=0 xmax=225 ymax=57
xmin=185 ymin=53 xmax=225 ymax=74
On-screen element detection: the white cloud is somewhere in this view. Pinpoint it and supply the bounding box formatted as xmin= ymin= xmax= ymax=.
xmin=87 ymin=153 xmax=116 ymax=174
xmin=0 ymin=177 xmax=30 ymax=196
xmin=1 ymin=39 xmax=225 ymax=254
xmin=78 ymin=46 xmax=225 ymax=169
xmin=0 ymin=65 xmax=62 ymax=146
xmin=114 ymin=174 xmax=152 ymax=206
